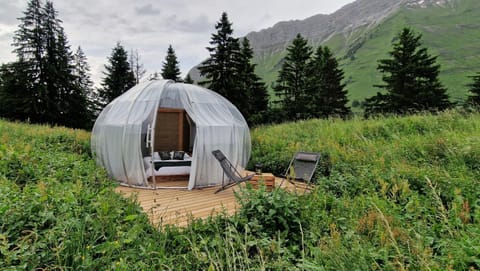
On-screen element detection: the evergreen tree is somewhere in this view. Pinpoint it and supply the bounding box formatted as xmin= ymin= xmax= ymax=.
xmin=0 ymin=0 xmax=92 ymax=128
xmin=73 ymin=46 xmax=96 ymax=125
xmin=98 ymin=42 xmax=136 ymax=106
xmin=466 ymin=73 xmax=480 ymax=107
xmin=364 ymin=28 xmax=451 ymax=116
xmin=308 ymin=46 xmax=350 ymax=119
xmin=9 ymin=0 xmax=45 ymax=122
xmin=160 ymin=45 xmax=181 ymax=82
xmin=42 ymin=1 xmax=67 ymax=123
xmin=198 ymin=12 xmax=244 ymax=106
xmin=238 ymin=37 xmax=269 ymax=125
xmin=184 ymin=74 xmax=194 ymax=84
xmin=129 ymin=49 xmax=146 ymax=84
xmin=273 ymin=34 xmax=312 ymax=121
xmin=0 ymin=62 xmax=31 ymax=120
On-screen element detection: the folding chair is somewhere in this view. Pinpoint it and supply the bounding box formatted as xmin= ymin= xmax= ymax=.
xmin=280 ymin=152 xmax=321 ymax=187
xmin=212 ymin=150 xmax=255 ymax=193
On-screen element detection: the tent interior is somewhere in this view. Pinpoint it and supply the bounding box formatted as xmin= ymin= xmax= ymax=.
xmin=144 ymin=108 xmax=196 ymax=188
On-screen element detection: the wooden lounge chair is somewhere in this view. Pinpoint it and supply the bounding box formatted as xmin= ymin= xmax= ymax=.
xmin=212 ymin=150 xmax=255 ymax=193
xmin=280 ymin=152 xmax=321 ymax=187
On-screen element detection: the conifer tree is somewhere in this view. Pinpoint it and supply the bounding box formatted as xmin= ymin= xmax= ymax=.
xmin=364 ymin=28 xmax=451 ymax=116
xmin=98 ymin=42 xmax=136 ymax=106
xmin=9 ymin=0 xmax=45 ymax=122
xmin=43 ymin=1 xmax=67 ymax=123
xmin=0 ymin=0 xmax=92 ymax=128
xmin=238 ymin=37 xmax=269 ymax=125
xmin=0 ymin=62 xmax=31 ymax=120
xmin=308 ymin=46 xmax=350 ymax=119
xmin=466 ymin=73 xmax=480 ymax=107
xmin=273 ymin=34 xmax=312 ymax=121
xmin=73 ymin=46 xmax=96 ymax=124
xmin=161 ymin=45 xmax=181 ymax=82
xmin=198 ymin=12 xmax=243 ymax=105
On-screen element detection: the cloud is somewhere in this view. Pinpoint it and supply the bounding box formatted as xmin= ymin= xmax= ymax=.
xmin=166 ymin=14 xmax=213 ymax=33
xmin=135 ymin=4 xmax=161 ymax=16
xmin=0 ymin=0 xmax=356 ymax=85
xmin=0 ymin=0 xmax=22 ymax=25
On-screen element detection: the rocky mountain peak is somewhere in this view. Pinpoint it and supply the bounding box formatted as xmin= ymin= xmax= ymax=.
xmin=245 ymin=0 xmax=406 ymax=58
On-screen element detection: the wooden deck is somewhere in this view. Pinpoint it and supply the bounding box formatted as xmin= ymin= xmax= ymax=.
xmin=115 ymin=175 xmax=311 ymax=227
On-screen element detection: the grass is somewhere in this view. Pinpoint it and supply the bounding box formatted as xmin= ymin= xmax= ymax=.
xmin=1 ymin=110 xmax=480 ymax=269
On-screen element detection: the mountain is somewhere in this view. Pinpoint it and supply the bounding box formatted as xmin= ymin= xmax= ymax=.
xmin=190 ymin=0 xmax=480 ymax=105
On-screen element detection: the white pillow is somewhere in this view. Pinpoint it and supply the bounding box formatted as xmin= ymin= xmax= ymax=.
xmin=153 ymin=152 xmax=160 ymax=160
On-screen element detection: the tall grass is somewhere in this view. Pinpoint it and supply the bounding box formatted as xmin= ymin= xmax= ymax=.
xmin=1 ymin=111 xmax=479 ymax=270
xmin=249 ymin=110 xmax=480 ymax=269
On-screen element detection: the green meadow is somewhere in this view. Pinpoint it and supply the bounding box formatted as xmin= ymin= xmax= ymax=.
xmin=1 ymin=110 xmax=479 ymax=270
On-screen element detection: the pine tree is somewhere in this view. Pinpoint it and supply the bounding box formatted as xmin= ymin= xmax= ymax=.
xmin=308 ymin=46 xmax=350 ymax=119
xmin=364 ymin=28 xmax=451 ymax=116
xmin=129 ymin=49 xmax=146 ymax=84
xmin=73 ymin=46 xmax=94 ymax=106
xmin=273 ymin=34 xmax=312 ymax=121
xmin=1 ymin=0 xmax=91 ymax=128
xmin=160 ymin=45 xmax=181 ymax=82
xmin=42 ymin=1 xmax=65 ymax=123
xmin=238 ymin=37 xmax=269 ymax=125
xmin=72 ymin=46 xmax=96 ymax=126
xmin=198 ymin=12 xmax=243 ymax=105
xmin=98 ymin=42 xmax=136 ymax=106
xmin=0 ymin=62 xmax=31 ymax=120
xmin=10 ymin=0 xmax=45 ymax=122
xmin=466 ymin=73 xmax=480 ymax=107
xmin=184 ymin=74 xmax=194 ymax=84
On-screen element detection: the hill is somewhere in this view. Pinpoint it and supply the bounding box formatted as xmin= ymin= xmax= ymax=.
xmin=2 ymin=111 xmax=480 ymax=269
xmin=190 ymin=0 xmax=480 ymax=105
xmin=250 ymin=0 xmax=480 ymax=105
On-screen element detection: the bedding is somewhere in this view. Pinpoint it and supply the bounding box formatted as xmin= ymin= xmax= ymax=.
xmin=144 ymin=152 xmax=192 ymax=177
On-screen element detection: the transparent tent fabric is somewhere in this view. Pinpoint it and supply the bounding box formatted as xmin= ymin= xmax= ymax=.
xmin=91 ymin=80 xmax=251 ymax=190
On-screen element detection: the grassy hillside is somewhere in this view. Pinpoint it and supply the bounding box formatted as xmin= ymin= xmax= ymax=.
xmin=253 ymin=0 xmax=480 ymax=105
xmin=1 ymin=111 xmax=480 ymax=269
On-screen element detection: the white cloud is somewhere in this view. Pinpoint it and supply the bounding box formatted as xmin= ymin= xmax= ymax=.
xmin=0 ymin=0 xmax=355 ymax=85
xmin=135 ymin=4 xmax=161 ymax=16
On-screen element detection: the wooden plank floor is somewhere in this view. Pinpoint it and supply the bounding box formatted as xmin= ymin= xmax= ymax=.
xmin=116 ymin=175 xmax=311 ymax=227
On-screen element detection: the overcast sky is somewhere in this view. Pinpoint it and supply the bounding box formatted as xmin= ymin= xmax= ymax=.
xmin=0 ymin=0 xmax=355 ymax=85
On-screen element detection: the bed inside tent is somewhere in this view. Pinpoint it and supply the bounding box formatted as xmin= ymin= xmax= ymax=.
xmin=143 ymin=108 xmax=196 ymax=188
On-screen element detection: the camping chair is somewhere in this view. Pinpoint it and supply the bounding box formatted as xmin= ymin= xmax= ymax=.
xmin=280 ymin=152 xmax=321 ymax=188
xmin=212 ymin=150 xmax=255 ymax=193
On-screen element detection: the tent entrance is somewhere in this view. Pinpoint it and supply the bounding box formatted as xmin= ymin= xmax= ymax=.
xmin=149 ymin=107 xmax=196 ymax=189
xmin=154 ymin=108 xmax=194 ymax=153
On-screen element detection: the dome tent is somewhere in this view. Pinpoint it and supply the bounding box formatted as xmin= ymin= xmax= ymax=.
xmin=91 ymin=80 xmax=251 ymax=190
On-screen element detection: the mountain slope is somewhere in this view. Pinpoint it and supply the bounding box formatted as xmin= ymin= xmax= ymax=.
xmin=188 ymin=0 xmax=480 ymax=105
xmin=247 ymin=0 xmax=480 ymax=105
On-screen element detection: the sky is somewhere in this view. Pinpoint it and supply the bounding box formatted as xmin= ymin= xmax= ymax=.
xmin=0 ymin=0 xmax=355 ymax=85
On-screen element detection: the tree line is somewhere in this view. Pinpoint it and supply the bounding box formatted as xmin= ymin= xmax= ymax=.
xmin=0 ymin=0 xmax=194 ymax=129
xmin=1 ymin=2 xmax=480 ymax=129
xmin=0 ymin=0 xmax=93 ymax=129
xmin=198 ymin=14 xmax=480 ymax=123
xmin=197 ymin=13 xmax=351 ymax=125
